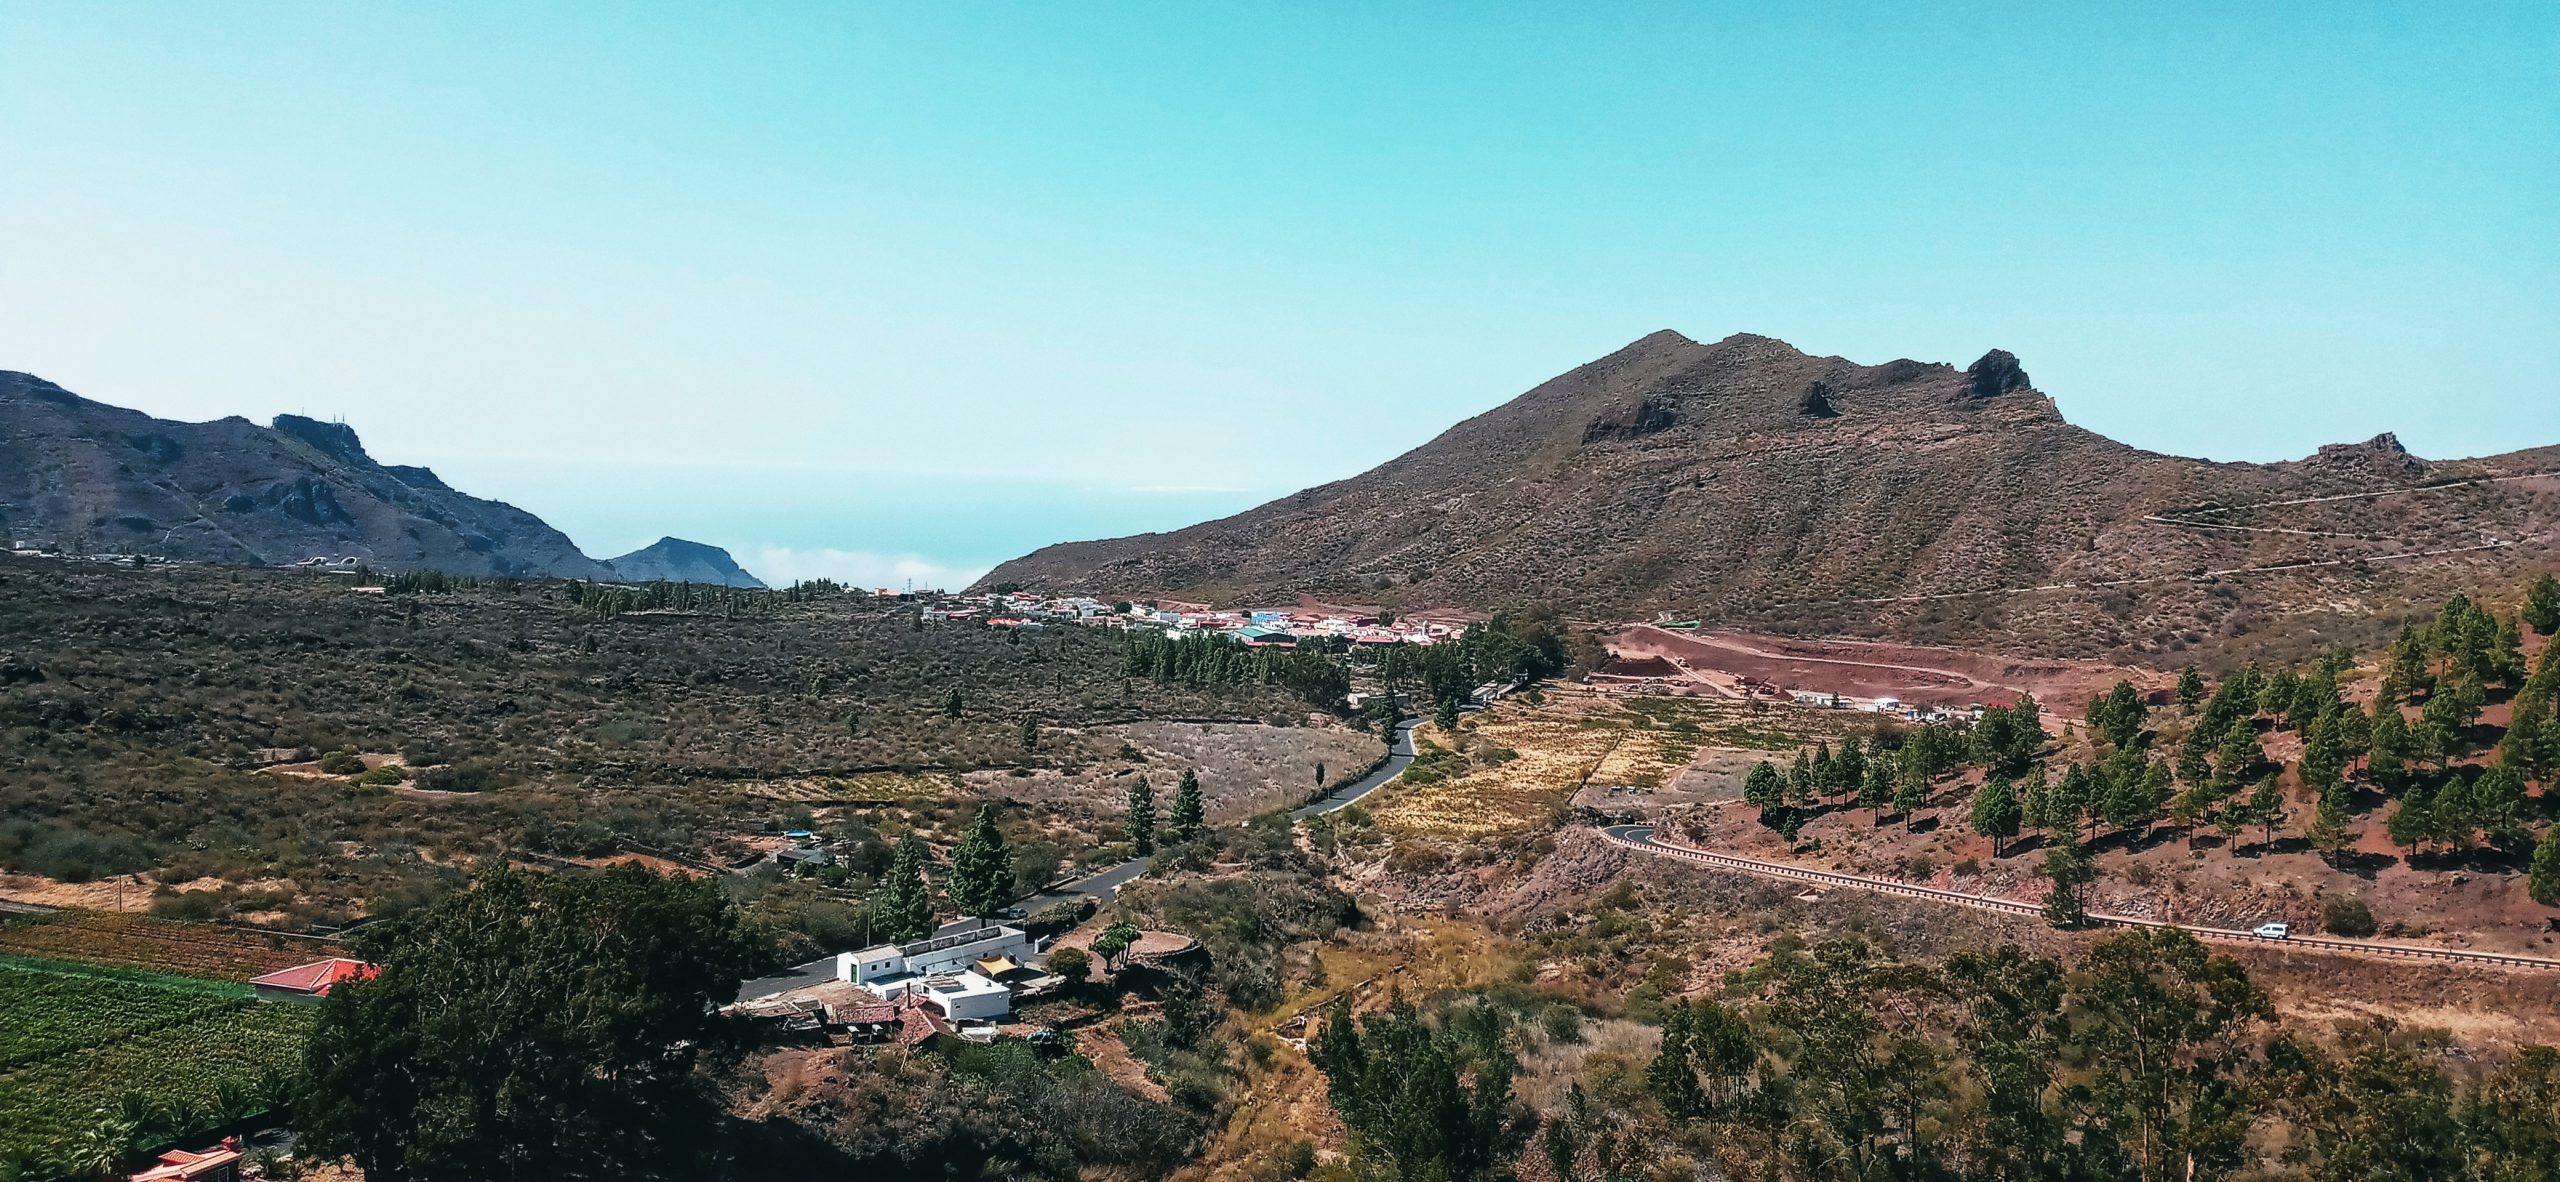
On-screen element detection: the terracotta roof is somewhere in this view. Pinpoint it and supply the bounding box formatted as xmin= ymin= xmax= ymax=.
xmin=835 ymin=1000 xmax=899 ymax=1025
xmin=250 ymin=957 xmax=377 ymax=995
xmin=130 ymin=1144 xmax=242 ymax=1180
xmin=896 ymin=996 xmax=953 ymax=1046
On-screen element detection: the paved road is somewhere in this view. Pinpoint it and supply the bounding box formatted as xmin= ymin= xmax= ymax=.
xmin=1292 ymin=718 xmax=1421 ymax=819
xmin=1043 ymin=718 xmax=1423 ymax=907
xmin=1602 ymin=824 xmax=2560 ymax=972
xmin=738 ymin=722 xmax=1425 ymax=999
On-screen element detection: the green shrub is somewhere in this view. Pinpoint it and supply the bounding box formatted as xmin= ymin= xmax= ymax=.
xmin=354 ymin=764 xmax=409 ymax=786
xmin=2322 ymin=896 xmax=2377 ymax=937
xmin=315 ymin=750 xmax=366 ymax=776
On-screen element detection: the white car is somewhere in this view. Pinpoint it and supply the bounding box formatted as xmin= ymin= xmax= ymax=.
xmin=2252 ymin=922 xmax=2290 ymax=940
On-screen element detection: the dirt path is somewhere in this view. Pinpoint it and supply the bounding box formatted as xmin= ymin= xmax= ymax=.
xmin=1602 ymin=824 xmax=2560 ymax=973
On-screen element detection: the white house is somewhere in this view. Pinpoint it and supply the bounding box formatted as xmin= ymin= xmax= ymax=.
xmin=841 ymin=924 xmax=1032 ymax=986
xmin=839 ymin=925 xmax=1033 ymax=1021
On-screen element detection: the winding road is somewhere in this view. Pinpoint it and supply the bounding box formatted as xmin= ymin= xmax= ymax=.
xmin=737 ymin=721 xmax=1425 ymax=1001
xmin=1601 ymin=824 xmax=2560 ymax=972
xmin=1049 ymin=718 xmax=1423 ymax=904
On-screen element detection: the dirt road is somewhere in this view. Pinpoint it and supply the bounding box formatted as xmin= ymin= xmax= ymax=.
xmin=1600 ymin=824 xmax=2560 ymax=972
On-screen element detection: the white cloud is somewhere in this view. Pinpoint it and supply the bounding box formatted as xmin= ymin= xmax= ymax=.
xmin=741 ymin=545 xmax=993 ymax=592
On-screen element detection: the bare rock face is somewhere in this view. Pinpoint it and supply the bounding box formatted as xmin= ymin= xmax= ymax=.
xmin=1583 ymin=395 xmax=1678 ymax=443
xmin=972 ymin=330 xmax=2560 ymax=658
xmin=270 ymin=414 xmax=372 ymax=464
xmin=2304 ymin=432 xmax=2427 ymax=480
xmin=0 ymin=369 xmax=616 ymax=578
xmin=1965 ymin=349 xmax=2031 ymax=399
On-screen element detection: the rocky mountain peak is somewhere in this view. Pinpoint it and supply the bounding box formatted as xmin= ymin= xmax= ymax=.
xmin=270 ymin=414 xmax=372 ymax=464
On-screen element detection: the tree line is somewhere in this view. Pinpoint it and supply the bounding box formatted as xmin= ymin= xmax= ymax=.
xmin=1312 ymin=928 xmax=2560 ymax=1182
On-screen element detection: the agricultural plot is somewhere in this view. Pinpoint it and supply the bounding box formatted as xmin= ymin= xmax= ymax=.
xmin=0 ymin=959 xmax=241 ymax=1069
xmin=0 ymin=957 xmax=316 ymax=1166
xmin=0 ymin=911 xmax=322 ymax=982
xmin=1365 ymin=695 xmax=1879 ymax=840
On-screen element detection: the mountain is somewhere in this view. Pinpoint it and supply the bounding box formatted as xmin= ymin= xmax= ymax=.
xmin=0 ymin=369 xmax=616 ymax=579
xmin=977 ymin=331 xmax=2560 ymax=658
xmin=605 ymin=537 xmax=766 ymax=588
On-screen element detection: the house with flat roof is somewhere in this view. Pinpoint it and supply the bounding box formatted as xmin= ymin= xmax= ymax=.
xmin=839 ymin=924 xmax=1034 ymax=1022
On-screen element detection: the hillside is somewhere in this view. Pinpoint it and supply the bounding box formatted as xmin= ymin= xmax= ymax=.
xmin=0 ymin=369 xmax=613 ymax=579
xmin=0 ymin=559 xmax=1362 ymax=924
xmin=606 ymin=536 xmax=767 ymax=588
xmin=979 ymin=332 xmax=2560 ymax=660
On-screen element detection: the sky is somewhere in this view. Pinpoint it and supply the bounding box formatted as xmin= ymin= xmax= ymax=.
xmin=3 ymin=3 xmax=2554 ymax=587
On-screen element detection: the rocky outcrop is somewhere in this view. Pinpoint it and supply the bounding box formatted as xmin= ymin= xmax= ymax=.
xmin=1965 ymin=349 xmax=2031 ymax=399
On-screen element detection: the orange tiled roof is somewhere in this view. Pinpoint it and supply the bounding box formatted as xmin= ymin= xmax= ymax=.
xmin=249 ymin=957 xmax=378 ymax=995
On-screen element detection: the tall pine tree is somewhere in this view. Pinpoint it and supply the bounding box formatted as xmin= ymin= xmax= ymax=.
xmin=947 ymin=806 xmax=1012 ymax=920
xmin=1125 ymin=777 xmax=1158 ymax=855
xmin=870 ymin=837 xmax=934 ymax=943
xmin=1169 ymin=769 xmax=1206 ymax=842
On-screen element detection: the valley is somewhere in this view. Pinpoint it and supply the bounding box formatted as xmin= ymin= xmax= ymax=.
xmin=2 ymin=342 xmax=2556 ymax=1182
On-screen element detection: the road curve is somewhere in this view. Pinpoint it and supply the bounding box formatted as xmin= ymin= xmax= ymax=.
xmin=1601 ymin=824 xmax=2560 ymax=972
xmin=1043 ymin=718 xmax=1423 ymax=907
xmin=1292 ymin=718 xmax=1422 ymax=819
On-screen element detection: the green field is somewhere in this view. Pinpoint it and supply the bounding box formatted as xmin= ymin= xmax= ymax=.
xmin=0 ymin=957 xmax=315 ymax=1174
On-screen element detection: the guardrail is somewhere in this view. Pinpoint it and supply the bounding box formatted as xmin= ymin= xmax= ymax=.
xmin=1601 ymin=826 xmax=2560 ymax=972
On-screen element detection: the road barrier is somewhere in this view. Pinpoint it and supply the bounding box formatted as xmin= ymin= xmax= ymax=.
xmin=1601 ymin=826 xmax=2560 ymax=972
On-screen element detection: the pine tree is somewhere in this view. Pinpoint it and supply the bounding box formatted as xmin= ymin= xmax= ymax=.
xmin=1169 ymin=769 xmax=1206 ymax=842
xmin=2307 ymin=791 xmax=2350 ymax=863
xmin=2176 ymin=666 xmax=2207 ymax=711
xmin=2020 ymin=767 xmax=2051 ymax=836
xmin=2386 ymin=786 xmax=2433 ymax=860
xmin=947 ymin=806 xmax=1013 ymax=920
xmin=2299 ymin=709 xmax=2346 ymax=800
xmin=942 ymin=687 xmax=964 ymax=718
xmin=870 ymin=837 xmax=934 ymax=943
xmin=1743 ymin=761 xmax=1784 ymax=813
xmin=2525 ymin=572 xmax=2560 ymax=636
xmin=2093 ymin=680 xmax=2148 ymax=749
xmin=2213 ymin=723 xmax=2262 ymax=789
xmin=1894 ymin=768 xmax=1927 ymax=830
xmin=2246 ymin=776 xmax=2287 ymax=853
xmin=2530 ymin=826 xmax=2560 ymax=907
xmin=1018 ymin=716 xmax=1039 ymax=757
xmin=1972 ymin=777 xmax=2022 ymax=856
xmin=2041 ymin=842 xmax=2093 ymax=927
xmin=1125 ymin=778 xmax=1157 ymax=855
xmin=2368 ymin=704 xmax=2410 ymax=789
xmin=1646 ymin=1002 xmax=1707 ymax=1118
xmin=1858 ymin=760 xmax=1892 ymax=817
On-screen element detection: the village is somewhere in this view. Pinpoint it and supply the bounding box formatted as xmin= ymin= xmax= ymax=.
xmin=920 ymin=588 xmax=1472 ymax=648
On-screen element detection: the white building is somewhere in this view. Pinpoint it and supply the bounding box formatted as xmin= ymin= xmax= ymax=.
xmin=840 ymin=925 xmax=1033 ymax=1021
xmin=841 ymin=924 xmax=1031 ymax=985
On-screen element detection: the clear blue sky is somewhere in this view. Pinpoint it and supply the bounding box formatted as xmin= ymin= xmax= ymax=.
xmin=3 ymin=4 xmax=2553 ymax=586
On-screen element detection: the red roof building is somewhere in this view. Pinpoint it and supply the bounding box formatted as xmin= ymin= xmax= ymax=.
xmin=129 ymin=1139 xmax=242 ymax=1181
xmin=250 ymin=957 xmax=377 ymax=999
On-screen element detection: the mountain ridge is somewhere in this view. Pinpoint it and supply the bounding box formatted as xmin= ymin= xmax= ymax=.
xmin=605 ymin=537 xmax=767 ymax=588
xmin=4 ymin=370 xmax=607 ymax=580
xmin=975 ymin=331 xmax=2560 ymax=658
